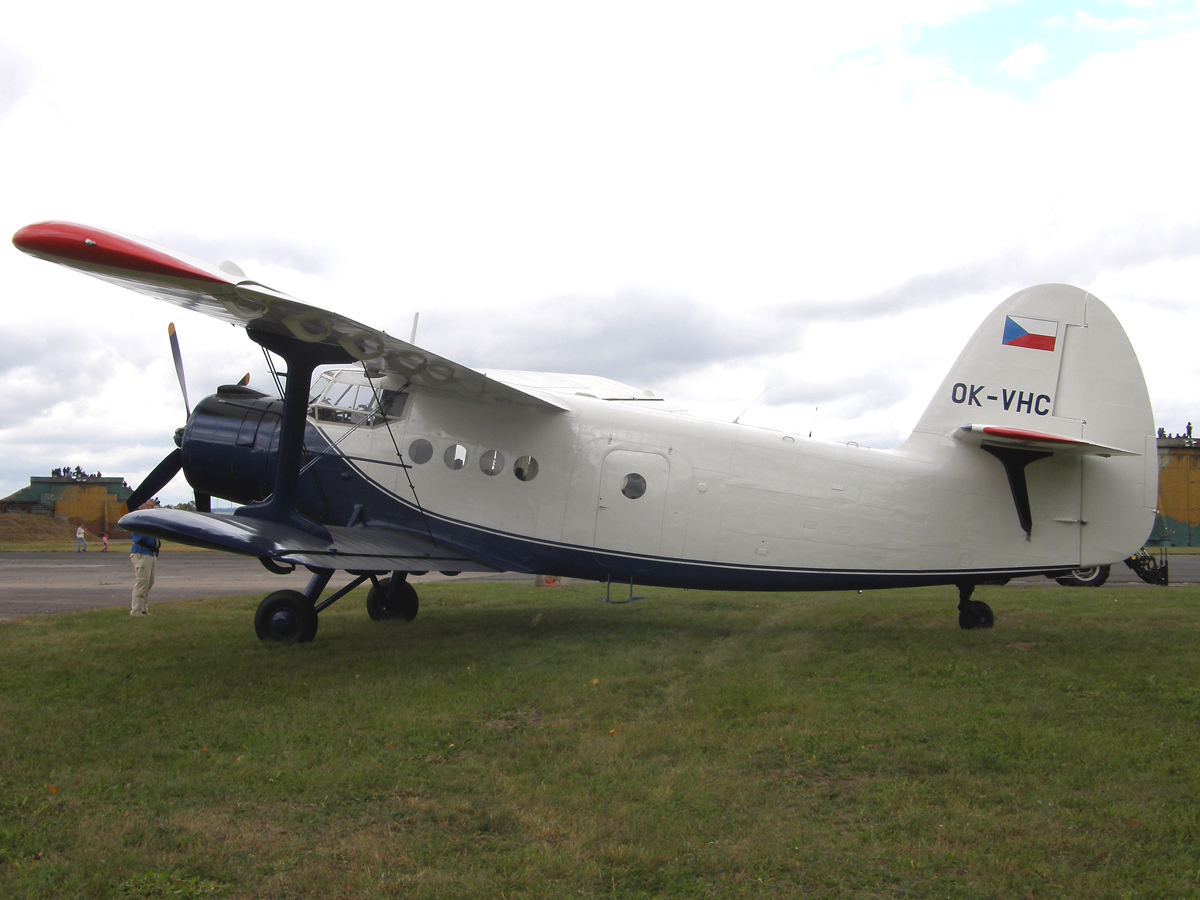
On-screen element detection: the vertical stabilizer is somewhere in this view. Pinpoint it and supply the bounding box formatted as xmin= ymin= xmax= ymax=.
xmin=906 ymin=284 xmax=1156 ymax=566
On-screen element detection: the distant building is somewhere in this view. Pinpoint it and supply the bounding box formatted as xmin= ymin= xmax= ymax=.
xmin=1151 ymin=434 xmax=1200 ymax=547
xmin=1 ymin=475 xmax=134 ymax=535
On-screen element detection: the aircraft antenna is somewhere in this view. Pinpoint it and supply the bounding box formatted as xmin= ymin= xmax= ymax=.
xmin=733 ymin=387 xmax=768 ymax=424
xmin=409 ymin=312 xmax=420 ymax=345
xmin=809 ymin=402 xmax=820 ymax=438
xmin=360 ymin=362 xmax=438 ymax=546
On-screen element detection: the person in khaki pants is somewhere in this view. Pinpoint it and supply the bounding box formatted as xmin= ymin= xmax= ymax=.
xmin=129 ymin=531 xmax=160 ymax=616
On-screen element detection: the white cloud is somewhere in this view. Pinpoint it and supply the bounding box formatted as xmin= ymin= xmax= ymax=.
xmin=999 ymin=40 xmax=1048 ymax=79
xmin=2 ymin=3 xmax=1200 ymax=503
xmin=0 ymin=44 xmax=33 ymax=123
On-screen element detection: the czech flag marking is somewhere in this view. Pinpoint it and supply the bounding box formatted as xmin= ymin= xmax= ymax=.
xmin=1002 ymin=315 xmax=1057 ymax=352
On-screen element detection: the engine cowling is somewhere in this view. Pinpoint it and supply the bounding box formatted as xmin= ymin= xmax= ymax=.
xmin=181 ymin=384 xmax=281 ymax=505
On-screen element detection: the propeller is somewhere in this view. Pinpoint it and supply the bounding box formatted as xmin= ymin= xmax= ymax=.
xmin=168 ymin=322 xmax=190 ymax=416
xmin=123 ymin=448 xmax=183 ymax=513
xmin=123 ymin=323 xmax=244 ymax=516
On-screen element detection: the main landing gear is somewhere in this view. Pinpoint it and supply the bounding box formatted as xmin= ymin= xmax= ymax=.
xmin=254 ymin=589 xmax=318 ymax=644
xmin=366 ymin=575 xmax=419 ymax=621
xmin=956 ymin=583 xmax=994 ymax=630
xmin=254 ymin=569 xmax=420 ymax=643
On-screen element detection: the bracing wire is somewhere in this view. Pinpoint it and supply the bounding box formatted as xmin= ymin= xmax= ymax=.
xmin=360 ymin=363 xmax=437 ymax=546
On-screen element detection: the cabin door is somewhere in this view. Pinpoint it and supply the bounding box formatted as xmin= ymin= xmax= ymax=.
xmin=594 ymin=451 xmax=670 ymax=555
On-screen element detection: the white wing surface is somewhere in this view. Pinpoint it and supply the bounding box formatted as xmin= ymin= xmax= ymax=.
xmin=13 ymin=221 xmax=568 ymax=411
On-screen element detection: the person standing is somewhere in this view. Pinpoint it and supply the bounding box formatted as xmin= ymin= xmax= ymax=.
xmin=129 ymin=531 xmax=160 ymax=616
xmin=75 ymin=525 xmax=87 ymax=552
xmin=101 ymin=533 xmax=109 ymax=552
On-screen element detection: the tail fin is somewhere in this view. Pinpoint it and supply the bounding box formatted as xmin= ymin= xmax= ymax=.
xmin=907 ymin=284 xmax=1156 ymax=565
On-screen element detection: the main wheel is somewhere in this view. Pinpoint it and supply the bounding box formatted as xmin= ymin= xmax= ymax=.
xmin=255 ymin=590 xmax=318 ymax=644
xmin=958 ymin=599 xmax=995 ymax=630
xmin=366 ymin=576 xmax=419 ymax=621
xmin=1055 ymin=565 xmax=1110 ymax=587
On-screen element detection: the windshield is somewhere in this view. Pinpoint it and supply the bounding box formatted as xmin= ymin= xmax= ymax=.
xmin=308 ymin=374 xmax=408 ymax=428
xmin=308 ymin=375 xmax=332 ymax=403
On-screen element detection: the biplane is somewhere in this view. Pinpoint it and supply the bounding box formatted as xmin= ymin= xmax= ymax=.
xmin=13 ymin=222 xmax=1158 ymax=641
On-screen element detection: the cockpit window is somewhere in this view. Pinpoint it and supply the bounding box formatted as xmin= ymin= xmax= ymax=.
xmin=309 ymin=375 xmax=332 ymax=403
xmin=325 ymin=383 xmax=358 ymax=409
xmin=308 ymin=376 xmax=408 ymax=428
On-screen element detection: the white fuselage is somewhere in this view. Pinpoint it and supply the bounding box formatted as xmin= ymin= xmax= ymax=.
xmin=312 ymin=376 xmax=1125 ymax=583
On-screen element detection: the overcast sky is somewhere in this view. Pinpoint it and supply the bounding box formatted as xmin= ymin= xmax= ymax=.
xmin=3 ymin=1 xmax=1199 ymax=505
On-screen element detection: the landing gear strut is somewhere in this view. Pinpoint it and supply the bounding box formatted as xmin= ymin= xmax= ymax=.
xmin=254 ymin=567 xmax=422 ymax=643
xmin=956 ymin=583 xmax=994 ymax=630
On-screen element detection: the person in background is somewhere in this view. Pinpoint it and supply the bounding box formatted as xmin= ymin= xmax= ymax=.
xmin=129 ymin=531 xmax=160 ymax=616
xmin=75 ymin=525 xmax=87 ymax=552
xmin=101 ymin=532 xmax=109 ymax=552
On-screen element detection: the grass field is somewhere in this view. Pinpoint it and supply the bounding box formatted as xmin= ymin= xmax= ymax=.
xmin=2 ymin=581 xmax=1199 ymax=898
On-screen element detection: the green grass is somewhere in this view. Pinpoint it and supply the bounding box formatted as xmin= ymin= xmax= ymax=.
xmin=2 ymin=582 xmax=1199 ymax=898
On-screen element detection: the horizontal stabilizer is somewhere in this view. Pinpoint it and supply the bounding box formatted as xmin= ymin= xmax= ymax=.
xmin=954 ymin=425 xmax=1139 ymax=457
xmin=119 ymin=508 xmax=499 ymax=573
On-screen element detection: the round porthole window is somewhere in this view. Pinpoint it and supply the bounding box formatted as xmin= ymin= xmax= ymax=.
xmin=480 ymin=450 xmax=505 ymax=476
xmin=444 ymin=444 xmax=469 ymax=470
xmin=513 ymin=455 xmax=539 ymax=482
xmin=408 ymin=438 xmax=433 ymax=464
xmin=621 ymin=473 xmax=647 ymax=499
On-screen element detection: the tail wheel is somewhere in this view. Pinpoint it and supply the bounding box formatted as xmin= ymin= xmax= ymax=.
xmin=254 ymin=590 xmax=318 ymax=644
xmin=1055 ymin=565 xmax=1110 ymax=588
xmin=366 ymin=576 xmax=419 ymax=621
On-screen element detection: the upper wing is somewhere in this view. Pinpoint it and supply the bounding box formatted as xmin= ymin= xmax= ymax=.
xmin=120 ymin=508 xmax=501 ymax=573
xmin=12 ymin=221 xmax=568 ymax=411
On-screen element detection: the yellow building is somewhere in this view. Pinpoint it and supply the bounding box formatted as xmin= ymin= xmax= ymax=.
xmin=0 ymin=476 xmax=134 ymax=536
xmin=1151 ymin=437 xmax=1200 ymax=546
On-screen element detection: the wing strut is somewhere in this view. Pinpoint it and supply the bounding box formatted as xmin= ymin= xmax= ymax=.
xmin=235 ymin=328 xmax=353 ymax=539
xmin=981 ymin=446 xmax=1052 ymax=537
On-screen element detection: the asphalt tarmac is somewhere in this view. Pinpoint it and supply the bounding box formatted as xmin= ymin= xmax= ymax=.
xmin=0 ymin=550 xmax=1190 ymax=622
xmin=0 ymin=551 xmax=533 ymax=621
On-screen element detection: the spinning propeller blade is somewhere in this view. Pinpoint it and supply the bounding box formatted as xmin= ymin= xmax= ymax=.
xmin=168 ymin=322 xmax=190 ymax=416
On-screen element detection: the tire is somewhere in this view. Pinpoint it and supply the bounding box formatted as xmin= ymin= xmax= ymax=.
xmin=1055 ymin=565 xmax=1110 ymax=588
xmin=958 ymin=600 xmax=994 ymax=630
xmin=254 ymin=590 xmax=317 ymax=644
xmin=366 ymin=576 xmax=419 ymax=621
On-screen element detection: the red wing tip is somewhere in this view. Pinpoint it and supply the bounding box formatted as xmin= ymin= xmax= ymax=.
xmin=12 ymin=220 xmax=228 ymax=285
xmin=12 ymin=221 xmax=96 ymax=253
